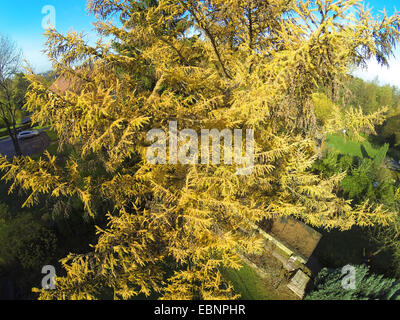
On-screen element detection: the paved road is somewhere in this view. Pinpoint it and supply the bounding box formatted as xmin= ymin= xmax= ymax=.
xmin=0 ymin=131 xmax=51 ymax=158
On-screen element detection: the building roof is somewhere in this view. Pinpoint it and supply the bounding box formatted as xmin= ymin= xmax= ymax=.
xmin=49 ymin=72 xmax=85 ymax=96
xmin=269 ymin=216 xmax=322 ymax=262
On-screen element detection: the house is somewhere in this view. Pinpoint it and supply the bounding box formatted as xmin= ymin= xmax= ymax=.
xmin=49 ymin=72 xmax=85 ymax=96
xmin=266 ymin=216 xmax=322 ymax=264
xmin=254 ymin=216 xmax=322 ymax=298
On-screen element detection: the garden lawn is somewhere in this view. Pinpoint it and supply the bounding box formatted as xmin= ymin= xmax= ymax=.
xmin=221 ymin=263 xmax=295 ymax=300
xmin=326 ymin=134 xmax=380 ymax=158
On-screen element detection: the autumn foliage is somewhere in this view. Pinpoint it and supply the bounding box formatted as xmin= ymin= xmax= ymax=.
xmin=1 ymin=0 xmax=400 ymax=299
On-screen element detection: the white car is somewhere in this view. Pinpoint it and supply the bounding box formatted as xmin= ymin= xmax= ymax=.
xmin=17 ymin=130 xmax=40 ymax=140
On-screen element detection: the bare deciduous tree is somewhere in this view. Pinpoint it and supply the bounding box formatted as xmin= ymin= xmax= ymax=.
xmin=0 ymin=34 xmax=23 ymax=156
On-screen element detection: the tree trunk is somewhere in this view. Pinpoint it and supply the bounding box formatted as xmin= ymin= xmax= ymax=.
xmin=5 ymin=123 xmax=21 ymax=156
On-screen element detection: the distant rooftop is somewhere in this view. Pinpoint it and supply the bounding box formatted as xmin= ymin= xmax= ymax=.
xmin=49 ymin=71 xmax=86 ymax=96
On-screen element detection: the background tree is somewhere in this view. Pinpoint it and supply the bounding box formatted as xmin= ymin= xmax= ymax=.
xmin=312 ymin=73 xmax=400 ymax=278
xmin=0 ymin=209 xmax=57 ymax=271
xmin=1 ymin=0 xmax=400 ymax=300
xmin=306 ymin=265 xmax=400 ymax=300
xmin=0 ymin=34 xmax=23 ymax=156
xmin=0 ymin=202 xmax=58 ymax=299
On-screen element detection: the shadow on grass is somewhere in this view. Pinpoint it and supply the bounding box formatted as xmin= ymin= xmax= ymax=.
xmin=313 ymin=226 xmax=395 ymax=277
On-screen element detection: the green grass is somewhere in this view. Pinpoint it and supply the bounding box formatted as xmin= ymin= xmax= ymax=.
xmin=45 ymin=143 xmax=59 ymax=156
xmin=326 ymin=134 xmax=381 ymax=158
xmin=45 ymin=129 xmax=58 ymax=142
xmin=0 ymin=127 xmax=11 ymax=141
xmin=221 ymin=263 xmax=281 ymax=300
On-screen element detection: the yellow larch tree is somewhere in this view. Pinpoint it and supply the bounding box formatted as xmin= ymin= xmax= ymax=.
xmin=0 ymin=0 xmax=400 ymax=299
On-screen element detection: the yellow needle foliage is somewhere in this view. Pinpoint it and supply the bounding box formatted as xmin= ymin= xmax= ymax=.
xmin=1 ymin=0 xmax=400 ymax=299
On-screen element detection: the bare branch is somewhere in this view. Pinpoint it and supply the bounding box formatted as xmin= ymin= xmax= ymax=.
xmin=0 ymin=34 xmax=22 ymax=82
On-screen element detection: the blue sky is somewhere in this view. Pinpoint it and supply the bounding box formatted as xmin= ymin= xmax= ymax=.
xmin=1 ymin=0 xmax=400 ymax=86
xmin=352 ymin=0 xmax=400 ymax=86
xmin=0 ymin=0 xmax=97 ymax=72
